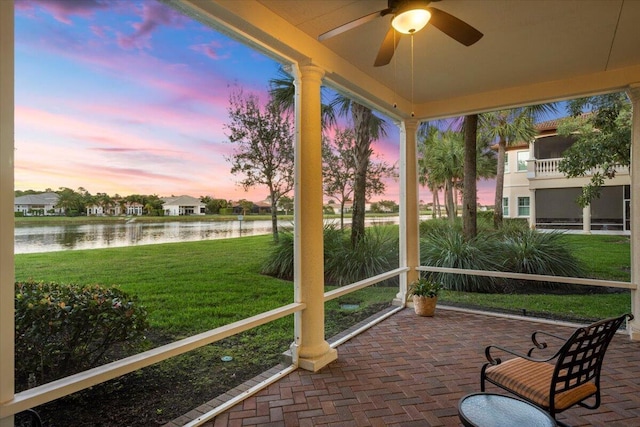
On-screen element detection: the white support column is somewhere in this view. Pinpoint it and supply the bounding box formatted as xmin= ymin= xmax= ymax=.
xmin=0 ymin=1 xmax=15 ymax=425
xmin=626 ymin=84 xmax=640 ymax=340
xmin=529 ymin=189 xmax=536 ymax=229
xmin=395 ymin=119 xmax=420 ymax=306
xmin=292 ymin=64 xmax=337 ymax=371
xmin=582 ymin=204 xmax=592 ymax=234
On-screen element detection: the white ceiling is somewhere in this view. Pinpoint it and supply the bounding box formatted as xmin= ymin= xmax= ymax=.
xmin=177 ymin=0 xmax=640 ymax=120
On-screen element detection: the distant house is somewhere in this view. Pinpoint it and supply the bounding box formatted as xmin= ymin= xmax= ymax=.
xmin=124 ymin=202 xmax=144 ymax=216
xmin=162 ymin=195 xmax=205 ymax=216
xmin=86 ymin=203 xmax=122 ymax=216
xmin=14 ymin=192 xmax=62 ymax=216
xmin=254 ymin=199 xmax=272 ymax=214
xmin=325 ymin=201 xmax=353 ymax=215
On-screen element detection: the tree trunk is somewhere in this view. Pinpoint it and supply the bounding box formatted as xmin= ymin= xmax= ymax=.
xmin=350 ymin=103 xmax=373 ymax=247
xmin=340 ymin=200 xmax=345 ymax=230
xmin=493 ymin=139 xmax=507 ymax=228
xmin=445 ymin=180 xmax=455 ymax=223
xmin=270 ymin=192 xmax=279 ymax=243
xmin=463 ymin=114 xmax=478 ymax=240
xmin=431 ymin=185 xmax=437 ymax=219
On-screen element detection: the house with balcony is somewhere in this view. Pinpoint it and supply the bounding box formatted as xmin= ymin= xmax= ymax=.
xmin=503 ymin=118 xmax=631 ymax=233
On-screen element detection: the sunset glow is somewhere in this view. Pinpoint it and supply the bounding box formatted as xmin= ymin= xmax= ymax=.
xmin=15 ymin=0 xmax=495 ymax=205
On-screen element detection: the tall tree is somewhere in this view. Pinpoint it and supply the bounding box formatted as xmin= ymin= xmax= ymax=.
xmin=56 ymin=187 xmax=87 ymax=216
xmin=419 ymin=128 xmax=495 ymax=223
xmin=224 ymin=90 xmax=295 ymax=242
xmin=269 ymin=65 xmax=336 ymax=128
xmin=481 ymin=104 xmax=557 ymax=228
xmin=418 ymin=126 xmax=444 ymax=219
xmin=558 ymin=92 xmax=631 ymax=207
xmin=278 ymin=195 xmax=294 ymax=215
xmin=200 ymin=196 xmax=228 ymax=214
xmin=323 ymin=127 xmax=395 ymax=230
xmin=419 ymin=130 xmax=464 ymax=222
xmin=269 ymin=67 xmax=388 ymax=247
xmin=330 ymin=99 xmax=387 ymax=246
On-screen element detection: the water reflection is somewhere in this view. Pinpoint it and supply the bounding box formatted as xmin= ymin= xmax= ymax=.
xmin=15 ymin=220 xmax=274 ymax=254
xmin=15 ymin=217 xmax=401 ymax=254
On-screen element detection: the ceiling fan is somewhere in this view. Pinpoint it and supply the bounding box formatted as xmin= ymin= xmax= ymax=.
xmin=318 ymin=0 xmax=483 ymax=67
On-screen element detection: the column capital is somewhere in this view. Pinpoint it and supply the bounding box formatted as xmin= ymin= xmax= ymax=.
xmin=402 ymin=118 xmax=420 ymax=133
xmin=298 ymin=63 xmax=325 ymax=81
xmin=626 ymin=83 xmax=640 ymax=102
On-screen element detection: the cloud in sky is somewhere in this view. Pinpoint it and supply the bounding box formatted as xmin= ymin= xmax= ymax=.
xmin=16 ymin=0 xmax=110 ymax=24
xmin=190 ymin=41 xmax=230 ymax=61
xmin=117 ymin=1 xmax=187 ymax=50
xmin=14 ymin=0 xmax=494 ymax=205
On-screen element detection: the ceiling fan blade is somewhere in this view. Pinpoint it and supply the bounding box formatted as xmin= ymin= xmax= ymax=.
xmin=318 ymin=8 xmax=391 ymax=41
xmin=427 ymin=7 xmax=483 ymax=46
xmin=374 ymin=27 xmax=402 ymax=67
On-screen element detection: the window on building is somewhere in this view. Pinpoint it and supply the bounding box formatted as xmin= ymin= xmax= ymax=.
xmin=518 ymin=197 xmax=530 ymax=216
xmin=517 ymin=151 xmax=529 ymax=171
xmin=503 ymin=197 xmax=509 ymax=217
xmin=504 ymin=154 xmax=509 ymax=173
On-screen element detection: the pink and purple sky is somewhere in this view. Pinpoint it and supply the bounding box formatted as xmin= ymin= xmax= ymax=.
xmin=14 ymin=0 xmax=495 ymax=205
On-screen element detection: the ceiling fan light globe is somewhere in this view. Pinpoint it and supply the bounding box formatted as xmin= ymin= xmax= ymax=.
xmin=391 ymin=9 xmax=431 ymax=34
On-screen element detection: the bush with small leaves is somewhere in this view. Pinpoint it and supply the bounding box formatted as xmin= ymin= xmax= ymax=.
xmin=15 ymin=281 xmax=148 ymax=386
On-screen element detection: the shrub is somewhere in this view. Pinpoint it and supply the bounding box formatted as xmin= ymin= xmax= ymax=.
xmin=325 ymin=225 xmax=399 ymax=286
xmin=476 ymin=210 xmax=493 ymax=223
xmin=262 ymin=224 xmax=399 ymax=287
xmin=420 ymin=227 xmax=502 ymax=292
xmin=15 ymin=281 xmax=148 ymax=385
xmin=494 ymin=218 xmax=530 ymax=237
xmin=498 ymin=228 xmax=585 ymax=291
xmin=261 ymin=226 xmax=295 ymax=280
xmin=419 ymin=218 xmax=460 ymax=237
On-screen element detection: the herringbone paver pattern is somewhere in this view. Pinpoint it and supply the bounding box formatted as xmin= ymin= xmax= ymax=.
xmin=199 ymin=308 xmax=640 ymax=426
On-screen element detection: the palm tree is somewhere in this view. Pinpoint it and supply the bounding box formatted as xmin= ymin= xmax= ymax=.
xmin=419 ymin=130 xmax=464 ymax=222
xmin=480 ymin=104 xmax=557 ymax=228
xmin=419 ymin=128 xmax=495 ymax=224
xmin=269 ymin=67 xmax=387 ymax=247
xmin=418 ymin=126 xmax=443 ymax=218
xmin=269 ymin=66 xmax=336 ymax=128
xmin=329 ymin=97 xmax=387 ymax=246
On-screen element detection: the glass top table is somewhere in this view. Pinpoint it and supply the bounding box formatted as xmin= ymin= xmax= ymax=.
xmin=458 ymin=393 xmax=557 ymax=427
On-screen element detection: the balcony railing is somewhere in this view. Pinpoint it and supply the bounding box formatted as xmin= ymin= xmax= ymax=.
xmin=534 ymin=158 xmax=629 ymax=178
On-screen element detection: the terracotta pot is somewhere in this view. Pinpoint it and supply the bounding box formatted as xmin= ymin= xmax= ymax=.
xmin=413 ymin=295 xmax=438 ymax=317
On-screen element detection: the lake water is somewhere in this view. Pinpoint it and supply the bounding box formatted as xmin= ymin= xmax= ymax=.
xmin=14 ymin=219 xmax=278 ymax=254
xmin=14 ymin=217 xmax=400 ymax=254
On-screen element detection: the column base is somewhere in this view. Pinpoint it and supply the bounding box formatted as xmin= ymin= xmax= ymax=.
xmin=629 ymin=321 xmax=640 ymax=341
xmin=298 ymin=347 xmax=338 ymax=372
xmin=392 ymin=296 xmax=407 ymax=307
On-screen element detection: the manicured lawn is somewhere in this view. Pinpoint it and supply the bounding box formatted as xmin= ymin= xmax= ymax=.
xmin=439 ymin=233 xmax=632 ymax=320
xmin=14 ymin=235 xmax=397 ymax=338
xmin=15 ymin=232 xmax=632 ymax=334
xmin=15 ymin=235 xmax=291 ymax=336
xmin=560 ymin=234 xmax=631 ymax=281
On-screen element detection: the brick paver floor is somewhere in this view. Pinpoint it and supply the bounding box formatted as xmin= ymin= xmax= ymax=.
xmin=187 ymin=308 xmax=640 ymax=426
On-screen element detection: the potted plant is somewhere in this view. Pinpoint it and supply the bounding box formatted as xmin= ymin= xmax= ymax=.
xmin=409 ymin=277 xmax=443 ymax=317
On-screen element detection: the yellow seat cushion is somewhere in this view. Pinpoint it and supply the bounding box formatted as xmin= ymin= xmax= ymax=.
xmin=485 ymin=357 xmax=597 ymax=411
